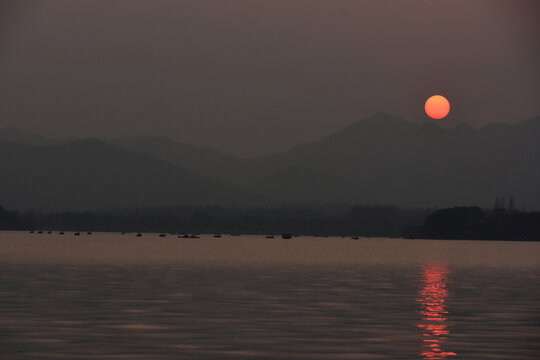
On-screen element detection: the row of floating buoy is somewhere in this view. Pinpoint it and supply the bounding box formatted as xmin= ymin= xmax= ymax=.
xmin=121 ymin=232 xmax=202 ymax=238
xmin=178 ymin=234 xmax=200 ymax=239
xmin=29 ymin=230 xmax=364 ymax=240
xmin=29 ymin=230 xmax=92 ymax=235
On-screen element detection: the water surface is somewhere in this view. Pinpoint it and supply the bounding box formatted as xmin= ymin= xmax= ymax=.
xmin=0 ymin=232 xmax=538 ymax=359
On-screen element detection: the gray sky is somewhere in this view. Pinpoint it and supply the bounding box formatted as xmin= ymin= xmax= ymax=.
xmin=1 ymin=0 xmax=539 ymax=156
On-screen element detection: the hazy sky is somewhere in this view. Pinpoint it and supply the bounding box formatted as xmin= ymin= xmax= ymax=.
xmin=1 ymin=0 xmax=539 ymax=156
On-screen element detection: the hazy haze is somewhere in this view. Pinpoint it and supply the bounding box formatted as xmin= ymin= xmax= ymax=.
xmin=1 ymin=0 xmax=539 ymax=156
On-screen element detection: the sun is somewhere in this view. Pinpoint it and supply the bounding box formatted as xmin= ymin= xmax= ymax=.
xmin=425 ymin=95 xmax=450 ymax=119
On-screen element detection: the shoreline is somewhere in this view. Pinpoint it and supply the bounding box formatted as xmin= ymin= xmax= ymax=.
xmin=1 ymin=232 xmax=539 ymax=268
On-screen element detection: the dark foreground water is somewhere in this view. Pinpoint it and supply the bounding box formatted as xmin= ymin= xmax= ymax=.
xmin=0 ymin=233 xmax=539 ymax=359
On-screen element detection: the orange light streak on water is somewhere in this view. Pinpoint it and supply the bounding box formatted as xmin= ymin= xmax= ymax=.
xmin=417 ymin=265 xmax=457 ymax=359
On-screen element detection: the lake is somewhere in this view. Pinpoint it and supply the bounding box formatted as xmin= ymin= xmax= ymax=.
xmin=0 ymin=232 xmax=538 ymax=359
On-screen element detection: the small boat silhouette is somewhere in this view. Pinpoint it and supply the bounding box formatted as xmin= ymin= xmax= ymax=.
xmin=136 ymin=233 xmax=142 ymax=237
xmin=47 ymin=231 xmax=52 ymax=234
xmin=266 ymin=235 xmax=274 ymax=239
xmin=87 ymin=232 xmax=92 ymax=235
xmin=59 ymin=231 xmax=64 ymax=235
xmin=37 ymin=230 xmax=43 ymax=234
xmin=213 ymin=234 xmax=222 ymax=238
xmin=159 ymin=234 xmax=166 ymax=237
xmin=74 ymin=232 xmax=80 ymax=236
xmin=351 ymin=236 xmax=359 ymax=240
xmin=281 ymin=233 xmax=292 ymax=239
xmin=189 ymin=234 xmax=200 ymax=239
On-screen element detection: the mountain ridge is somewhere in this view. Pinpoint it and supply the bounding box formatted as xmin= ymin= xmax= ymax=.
xmin=1 ymin=114 xmax=539 ymax=210
xmin=0 ymin=138 xmax=261 ymax=211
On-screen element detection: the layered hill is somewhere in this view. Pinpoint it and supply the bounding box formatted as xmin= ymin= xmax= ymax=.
xmin=257 ymin=113 xmax=540 ymax=208
xmin=112 ymin=113 xmax=540 ymax=208
xmin=0 ymin=139 xmax=257 ymax=211
xmin=1 ymin=113 xmax=539 ymax=210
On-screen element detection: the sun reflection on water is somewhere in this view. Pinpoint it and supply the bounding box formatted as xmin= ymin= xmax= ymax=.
xmin=417 ymin=265 xmax=457 ymax=359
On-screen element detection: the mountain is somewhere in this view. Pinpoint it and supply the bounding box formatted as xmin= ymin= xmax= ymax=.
xmin=2 ymin=113 xmax=539 ymax=210
xmin=255 ymin=113 xmax=540 ymax=208
xmin=109 ymin=113 xmax=540 ymax=208
xmin=0 ymin=139 xmax=259 ymax=211
xmin=111 ymin=136 xmax=262 ymax=185
xmin=245 ymin=166 xmax=362 ymax=204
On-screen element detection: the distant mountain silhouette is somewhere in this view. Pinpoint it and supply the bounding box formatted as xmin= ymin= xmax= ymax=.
xmin=111 ymin=136 xmax=260 ymax=184
xmin=258 ymin=113 xmax=540 ymax=208
xmin=2 ymin=113 xmax=539 ymax=210
xmin=0 ymin=138 xmax=259 ymax=211
xmin=111 ymin=113 xmax=540 ymax=208
xmin=245 ymin=166 xmax=361 ymax=204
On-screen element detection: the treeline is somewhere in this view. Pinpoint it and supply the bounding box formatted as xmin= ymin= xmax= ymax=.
xmin=0 ymin=205 xmax=427 ymax=237
xmin=414 ymin=206 xmax=540 ymax=241
xmin=0 ymin=205 xmax=538 ymax=240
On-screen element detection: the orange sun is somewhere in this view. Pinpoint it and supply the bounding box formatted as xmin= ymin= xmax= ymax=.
xmin=425 ymin=95 xmax=450 ymax=119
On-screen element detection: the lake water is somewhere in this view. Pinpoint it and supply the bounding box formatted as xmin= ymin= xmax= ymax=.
xmin=0 ymin=232 xmax=539 ymax=359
